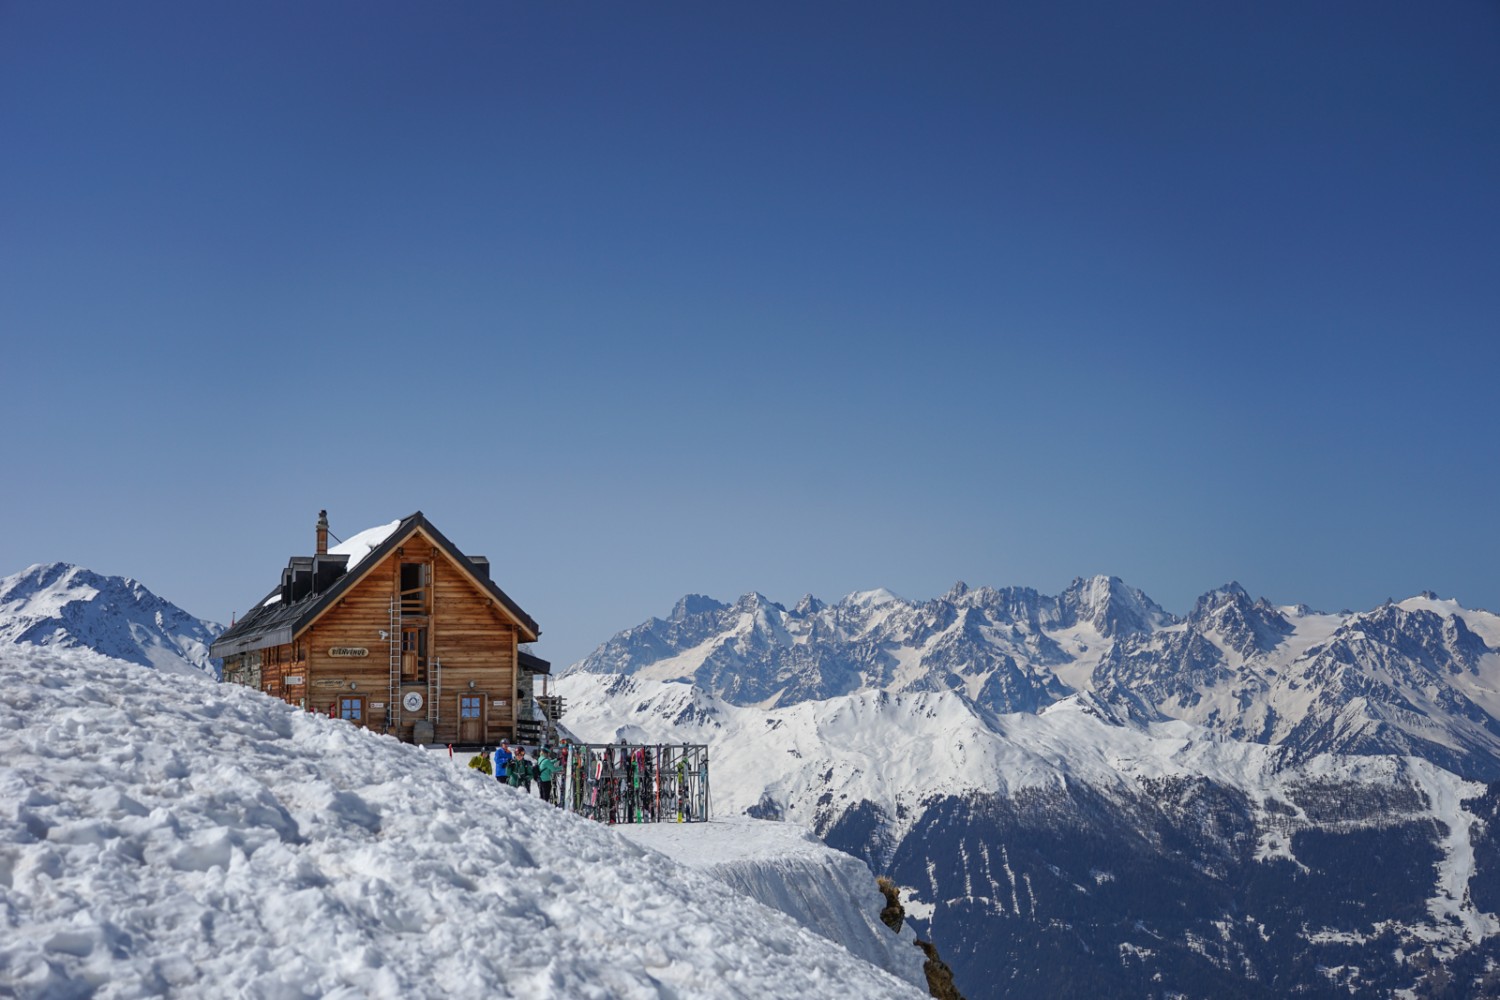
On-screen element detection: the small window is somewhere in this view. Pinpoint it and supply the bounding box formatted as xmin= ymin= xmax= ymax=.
xmin=460 ymin=695 xmax=481 ymax=719
xmin=340 ymin=698 xmax=362 ymax=721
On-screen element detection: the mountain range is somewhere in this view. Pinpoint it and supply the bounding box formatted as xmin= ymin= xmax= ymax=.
xmin=559 ymin=576 xmax=1500 ymax=998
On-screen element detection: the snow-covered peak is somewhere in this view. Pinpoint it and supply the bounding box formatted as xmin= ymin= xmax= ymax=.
xmin=1189 ymin=581 xmax=1252 ymax=618
xmin=843 ymin=587 xmax=903 ymax=609
xmin=792 ymin=593 xmax=826 ymax=616
xmin=1060 ymin=574 xmax=1174 ymax=637
xmin=1 ymin=562 xmax=105 ymax=612
xmin=0 ymin=562 xmax=222 ymax=677
xmin=733 ymin=591 xmax=786 ymax=615
xmin=1399 ymin=593 xmax=1471 ymax=618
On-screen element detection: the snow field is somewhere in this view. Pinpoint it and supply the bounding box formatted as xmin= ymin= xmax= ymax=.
xmin=0 ymin=646 xmax=923 ymax=1000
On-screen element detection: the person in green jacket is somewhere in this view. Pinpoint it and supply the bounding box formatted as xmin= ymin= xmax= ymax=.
xmin=536 ymin=747 xmax=559 ymax=804
xmin=508 ymin=747 xmax=534 ymax=793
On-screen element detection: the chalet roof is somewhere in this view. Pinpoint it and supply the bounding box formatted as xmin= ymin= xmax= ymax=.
xmin=210 ymin=511 xmax=540 ymax=658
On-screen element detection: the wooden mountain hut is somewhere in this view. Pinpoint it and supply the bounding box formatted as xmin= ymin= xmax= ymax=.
xmin=211 ymin=510 xmax=555 ymax=747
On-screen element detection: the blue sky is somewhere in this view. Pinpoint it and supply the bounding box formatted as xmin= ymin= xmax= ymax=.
xmin=3 ymin=2 xmax=1497 ymax=668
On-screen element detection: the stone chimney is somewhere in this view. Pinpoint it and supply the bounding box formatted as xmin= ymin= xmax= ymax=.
xmin=316 ymin=510 xmax=329 ymax=555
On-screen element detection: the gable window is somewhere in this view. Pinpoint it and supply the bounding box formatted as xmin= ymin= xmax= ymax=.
xmin=400 ymin=562 xmax=429 ymax=615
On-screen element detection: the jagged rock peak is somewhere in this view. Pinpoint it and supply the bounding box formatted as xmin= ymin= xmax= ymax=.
xmin=732 ymin=592 xmax=785 ymax=614
xmin=1190 ymin=582 xmax=1253 ymax=619
xmin=1061 ymin=575 xmax=1174 ymax=637
xmin=669 ymin=594 xmax=727 ymax=621
xmin=1185 ymin=582 xmax=1293 ymax=656
xmin=791 ymin=593 xmax=825 ymax=616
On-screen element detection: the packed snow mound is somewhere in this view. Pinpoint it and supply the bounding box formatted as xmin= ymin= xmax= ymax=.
xmin=0 ymin=646 xmax=923 ymax=1000
xmin=619 ymin=818 xmax=928 ymax=990
xmin=0 ymin=562 xmax=221 ymax=678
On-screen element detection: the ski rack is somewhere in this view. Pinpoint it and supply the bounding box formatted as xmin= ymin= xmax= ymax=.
xmin=558 ymin=743 xmax=710 ymax=825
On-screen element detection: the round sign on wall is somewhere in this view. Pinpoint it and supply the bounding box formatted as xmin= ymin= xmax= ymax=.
xmin=402 ymin=691 xmax=424 ymax=713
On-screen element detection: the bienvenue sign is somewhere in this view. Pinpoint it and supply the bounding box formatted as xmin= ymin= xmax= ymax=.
xmin=328 ymin=647 xmax=369 ymax=658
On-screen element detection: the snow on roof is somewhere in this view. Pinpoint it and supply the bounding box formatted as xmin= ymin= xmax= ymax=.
xmin=0 ymin=645 xmax=922 ymax=999
xmin=328 ymin=519 xmax=403 ymax=572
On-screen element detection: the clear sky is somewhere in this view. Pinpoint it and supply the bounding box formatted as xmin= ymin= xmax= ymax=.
xmin=3 ymin=2 xmax=1497 ymax=669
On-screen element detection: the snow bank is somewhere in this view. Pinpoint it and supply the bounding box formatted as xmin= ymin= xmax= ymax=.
xmin=619 ymin=818 xmax=928 ymax=991
xmin=0 ymin=646 xmax=923 ymax=999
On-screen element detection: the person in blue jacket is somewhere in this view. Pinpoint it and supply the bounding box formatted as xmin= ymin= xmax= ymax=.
xmin=493 ymin=743 xmax=513 ymax=784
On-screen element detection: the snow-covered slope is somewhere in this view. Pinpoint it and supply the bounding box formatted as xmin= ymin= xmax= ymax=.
xmin=0 ymin=645 xmax=923 ymax=1000
xmin=619 ymin=818 xmax=928 ymax=991
xmin=0 ymin=563 xmax=222 ymax=678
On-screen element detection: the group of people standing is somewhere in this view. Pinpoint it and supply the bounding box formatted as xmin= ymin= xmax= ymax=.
xmin=467 ymin=741 xmax=569 ymax=806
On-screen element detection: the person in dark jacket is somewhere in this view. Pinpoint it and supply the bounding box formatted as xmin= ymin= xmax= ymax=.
xmin=508 ymin=747 xmax=534 ymax=793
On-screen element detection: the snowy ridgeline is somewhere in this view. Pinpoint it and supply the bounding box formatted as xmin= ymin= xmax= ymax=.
xmin=0 ymin=563 xmax=222 ymax=679
xmin=0 ymin=645 xmax=924 ymax=1000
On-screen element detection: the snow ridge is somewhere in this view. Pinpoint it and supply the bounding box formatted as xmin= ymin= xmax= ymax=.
xmin=0 ymin=563 xmax=222 ymax=678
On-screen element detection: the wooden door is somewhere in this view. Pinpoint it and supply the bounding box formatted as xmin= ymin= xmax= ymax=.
xmin=401 ymin=627 xmax=426 ymax=682
xmin=338 ymin=695 xmax=367 ymax=728
xmin=458 ymin=694 xmax=484 ymax=744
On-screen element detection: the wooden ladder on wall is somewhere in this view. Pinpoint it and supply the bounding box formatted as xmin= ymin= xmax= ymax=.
xmin=387 ymin=597 xmax=401 ymax=730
